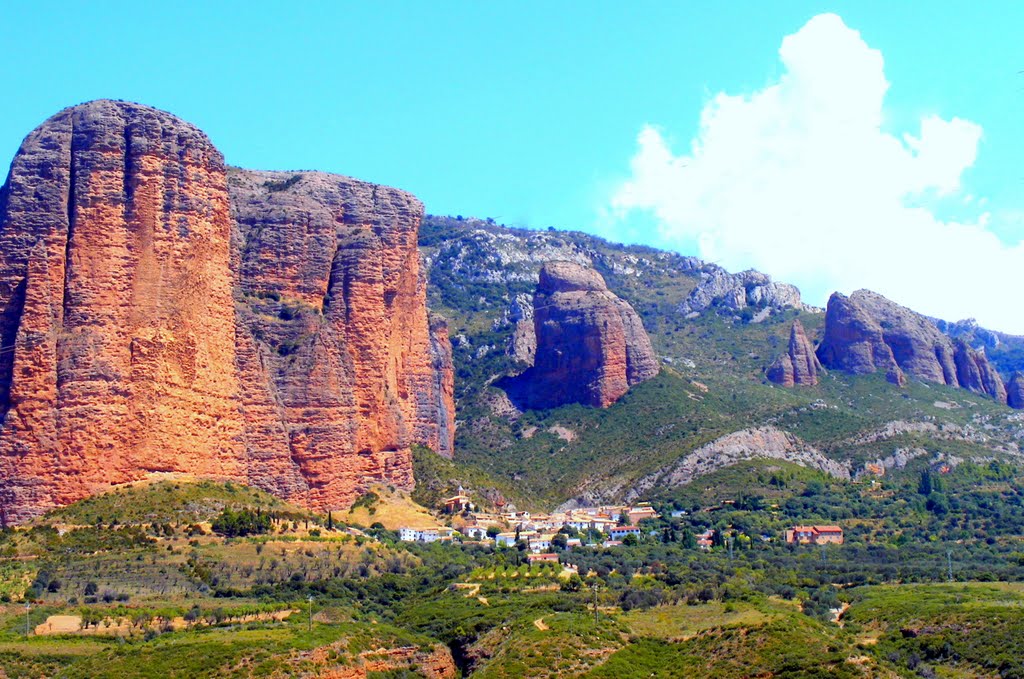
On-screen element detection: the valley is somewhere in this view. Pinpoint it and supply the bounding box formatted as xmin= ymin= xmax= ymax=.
xmin=1 ymin=102 xmax=1024 ymax=677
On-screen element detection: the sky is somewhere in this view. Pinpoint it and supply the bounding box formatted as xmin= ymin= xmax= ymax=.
xmin=1 ymin=2 xmax=1022 ymax=332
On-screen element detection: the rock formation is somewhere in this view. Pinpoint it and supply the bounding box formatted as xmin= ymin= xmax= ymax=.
xmin=0 ymin=101 xmax=454 ymax=522
xmin=625 ymin=426 xmax=851 ymax=502
xmin=505 ymin=262 xmax=657 ymax=409
xmin=679 ymin=268 xmax=806 ymax=317
xmin=766 ymin=320 xmax=822 ymax=387
xmin=816 ymin=290 xmax=1006 ymax=402
xmin=952 ymin=339 xmax=1007 ymax=405
xmin=815 ymin=292 xmax=904 ymax=384
xmin=1008 ymin=373 xmax=1024 ymax=410
xmin=229 ymin=168 xmax=456 ymax=506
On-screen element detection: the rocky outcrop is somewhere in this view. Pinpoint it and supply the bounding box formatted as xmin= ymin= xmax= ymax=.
xmin=815 ymin=292 xmax=905 ymax=384
xmin=1008 ymin=373 xmax=1024 ymax=410
xmin=953 ymin=339 xmax=1007 ymax=404
xmin=500 ymin=293 xmax=536 ymax=364
xmin=0 ymin=101 xmax=454 ymax=522
xmin=0 ymin=101 xmax=247 ymax=524
xmin=626 ymin=426 xmax=851 ymax=501
xmin=505 ymin=262 xmax=657 ymax=409
xmin=428 ymin=315 xmax=457 ymax=457
xmin=229 ymin=168 xmax=455 ymax=503
xmin=287 ymin=641 xmax=457 ymax=678
xmin=766 ymin=320 xmax=822 ymax=386
xmin=817 ymin=290 xmax=1007 ymax=402
xmin=679 ymin=269 xmax=806 ymax=317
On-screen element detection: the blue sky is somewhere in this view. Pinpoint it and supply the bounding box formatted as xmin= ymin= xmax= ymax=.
xmin=2 ymin=2 xmax=1023 ymax=331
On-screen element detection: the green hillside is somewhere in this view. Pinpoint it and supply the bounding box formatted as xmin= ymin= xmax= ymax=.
xmin=419 ymin=215 xmax=1022 ymax=510
xmin=2 ymin=463 xmax=1024 ymax=676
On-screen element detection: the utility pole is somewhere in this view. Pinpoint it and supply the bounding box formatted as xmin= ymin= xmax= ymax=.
xmin=947 ymin=550 xmax=954 ymax=582
xmin=591 ymin=583 xmax=599 ymax=625
xmin=24 ymin=602 xmax=30 ymax=637
xmin=307 ymin=595 xmax=313 ymax=633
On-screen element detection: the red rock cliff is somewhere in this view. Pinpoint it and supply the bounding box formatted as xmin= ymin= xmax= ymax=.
xmin=766 ymin=320 xmax=822 ymax=387
xmin=0 ymin=101 xmax=245 ymax=523
xmin=816 ymin=290 xmax=1006 ymax=402
xmin=505 ymin=261 xmax=658 ymax=409
xmin=229 ymin=169 xmax=456 ymax=509
xmin=0 ymin=101 xmax=454 ymax=522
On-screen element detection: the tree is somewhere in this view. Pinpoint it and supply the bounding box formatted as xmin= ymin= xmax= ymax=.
xmin=927 ymin=492 xmax=950 ymax=515
xmin=486 ymin=525 xmax=501 ymax=539
xmin=561 ymin=573 xmax=584 ymax=592
xmin=552 ymin=533 xmax=569 ymax=551
xmin=211 ymin=508 xmax=272 ymax=537
xmin=623 ymin=533 xmax=639 ymax=547
xmin=918 ymin=470 xmax=933 ymax=496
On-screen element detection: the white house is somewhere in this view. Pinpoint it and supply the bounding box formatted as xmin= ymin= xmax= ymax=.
xmin=495 ymin=532 xmax=518 ymax=547
xmin=462 ymin=525 xmax=491 ymax=540
xmin=399 ymin=527 xmax=453 ymax=543
xmin=608 ymin=526 xmax=641 ymax=541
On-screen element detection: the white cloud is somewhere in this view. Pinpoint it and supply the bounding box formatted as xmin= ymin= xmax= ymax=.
xmin=607 ymin=13 xmax=1024 ymax=334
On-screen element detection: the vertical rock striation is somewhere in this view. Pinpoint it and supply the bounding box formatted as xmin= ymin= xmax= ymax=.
xmin=505 ymin=261 xmax=657 ymax=409
xmin=953 ymin=339 xmax=1007 ymax=405
xmin=766 ymin=320 xmax=822 ymax=387
xmin=229 ymin=169 xmax=454 ymax=507
xmin=815 ymin=292 xmax=905 ymax=385
xmin=816 ymin=290 xmax=1006 ymax=402
xmin=0 ymin=101 xmax=245 ymax=523
xmin=0 ymin=101 xmax=455 ymax=522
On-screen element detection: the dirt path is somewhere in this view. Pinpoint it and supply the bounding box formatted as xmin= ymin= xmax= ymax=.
xmin=34 ymin=609 xmax=295 ymax=636
xmin=452 ymin=583 xmax=481 ymax=598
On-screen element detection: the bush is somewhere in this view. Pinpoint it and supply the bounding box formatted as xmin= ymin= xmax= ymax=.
xmin=211 ymin=508 xmax=272 ymax=537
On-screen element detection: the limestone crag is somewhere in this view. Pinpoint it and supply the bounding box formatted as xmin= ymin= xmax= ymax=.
xmin=626 ymin=426 xmax=851 ymax=502
xmin=679 ymin=268 xmax=807 ymax=317
xmin=499 ymin=293 xmax=536 ymax=364
xmin=506 ymin=262 xmax=657 ymax=409
xmin=766 ymin=320 xmax=822 ymax=387
xmin=427 ymin=315 xmax=457 ymax=457
xmin=1008 ymin=373 xmax=1024 ymax=410
xmin=816 ymin=290 xmax=1007 ymax=402
xmin=0 ymin=101 xmax=454 ymax=522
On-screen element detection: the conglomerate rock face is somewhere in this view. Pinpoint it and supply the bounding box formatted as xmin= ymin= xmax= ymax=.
xmin=816 ymin=290 xmax=1006 ymax=402
xmin=0 ymin=100 xmax=245 ymax=523
xmin=766 ymin=320 xmax=822 ymax=387
xmin=506 ymin=261 xmax=657 ymax=409
xmin=229 ymin=169 xmax=456 ymax=505
xmin=0 ymin=101 xmax=454 ymax=522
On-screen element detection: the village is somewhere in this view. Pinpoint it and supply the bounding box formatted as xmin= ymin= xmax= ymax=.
xmin=398 ymin=488 xmax=843 ymax=556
